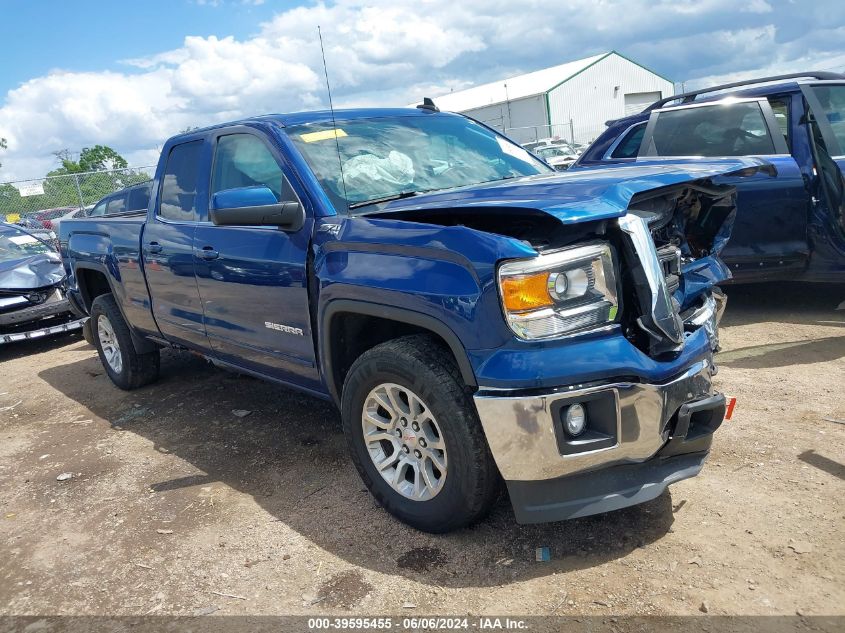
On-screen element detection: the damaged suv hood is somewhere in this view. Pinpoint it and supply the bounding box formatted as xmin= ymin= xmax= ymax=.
xmin=376 ymin=159 xmax=768 ymax=226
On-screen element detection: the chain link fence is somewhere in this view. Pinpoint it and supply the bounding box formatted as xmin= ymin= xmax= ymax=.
xmin=503 ymin=121 xmax=608 ymax=148
xmin=0 ymin=166 xmax=156 ymax=224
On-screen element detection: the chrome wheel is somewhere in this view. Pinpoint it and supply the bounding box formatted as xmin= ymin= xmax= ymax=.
xmin=97 ymin=315 xmax=123 ymax=374
xmin=362 ymin=383 xmax=447 ymax=501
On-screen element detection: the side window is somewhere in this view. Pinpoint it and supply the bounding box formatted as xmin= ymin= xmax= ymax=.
xmin=90 ymin=201 xmax=107 ymax=217
xmin=127 ymin=184 xmax=151 ymax=211
xmin=809 ymin=85 xmax=845 ymax=154
xmin=211 ymin=133 xmax=296 ymax=202
xmin=159 ymin=140 xmax=203 ymax=222
xmin=106 ymin=194 xmax=127 ymax=215
xmin=768 ymin=97 xmax=791 ymax=149
xmin=610 ymin=123 xmax=646 ymax=159
xmin=650 ymin=101 xmax=776 ymax=157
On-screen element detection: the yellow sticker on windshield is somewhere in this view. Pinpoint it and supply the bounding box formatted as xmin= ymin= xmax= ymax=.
xmin=300 ymin=129 xmax=348 ymax=143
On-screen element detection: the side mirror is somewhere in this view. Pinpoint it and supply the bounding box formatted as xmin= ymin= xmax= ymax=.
xmin=209 ymin=186 xmax=305 ymax=231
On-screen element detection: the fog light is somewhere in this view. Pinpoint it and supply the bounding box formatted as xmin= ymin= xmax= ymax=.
xmin=565 ymin=403 xmax=586 ymax=436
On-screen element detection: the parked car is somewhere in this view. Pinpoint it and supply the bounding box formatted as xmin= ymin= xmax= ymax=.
xmin=50 ymin=205 xmax=94 ymax=234
xmin=533 ymin=143 xmax=580 ymax=170
xmin=0 ymin=222 xmax=84 ymax=344
xmin=61 ymin=106 xmax=759 ymax=532
xmin=13 ymin=216 xmax=57 ymax=244
xmin=573 ymin=72 xmax=845 ymax=283
xmin=30 ymin=206 xmax=78 ymax=231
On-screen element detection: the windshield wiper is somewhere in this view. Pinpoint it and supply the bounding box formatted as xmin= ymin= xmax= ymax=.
xmin=348 ymin=190 xmax=423 ymax=210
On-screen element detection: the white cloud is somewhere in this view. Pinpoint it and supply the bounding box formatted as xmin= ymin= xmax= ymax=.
xmin=1 ymin=0 xmax=843 ymax=180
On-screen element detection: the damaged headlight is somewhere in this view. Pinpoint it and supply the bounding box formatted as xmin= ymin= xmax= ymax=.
xmin=498 ymin=243 xmax=619 ymax=340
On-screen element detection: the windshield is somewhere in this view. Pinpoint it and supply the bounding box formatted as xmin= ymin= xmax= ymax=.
xmin=287 ymin=114 xmax=551 ymax=210
xmin=0 ymin=226 xmax=54 ymax=263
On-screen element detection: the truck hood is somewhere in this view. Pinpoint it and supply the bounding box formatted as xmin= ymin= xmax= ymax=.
xmin=376 ymin=158 xmax=767 ymax=225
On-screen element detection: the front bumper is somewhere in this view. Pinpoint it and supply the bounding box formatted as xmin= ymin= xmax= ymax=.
xmin=0 ymin=290 xmax=85 ymax=345
xmin=473 ymin=358 xmax=725 ymax=523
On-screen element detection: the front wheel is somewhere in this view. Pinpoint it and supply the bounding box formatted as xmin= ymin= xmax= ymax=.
xmin=341 ymin=335 xmax=500 ymax=533
xmin=90 ymin=294 xmax=160 ymax=390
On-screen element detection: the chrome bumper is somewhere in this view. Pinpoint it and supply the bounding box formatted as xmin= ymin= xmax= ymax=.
xmin=473 ymin=359 xmax=718 ymax=482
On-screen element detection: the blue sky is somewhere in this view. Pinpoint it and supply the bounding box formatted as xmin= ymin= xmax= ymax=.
xmin=1 ymin=0 xmax=844 ymax=179
xmin=0 ymin=0 xmax=290 ymax=96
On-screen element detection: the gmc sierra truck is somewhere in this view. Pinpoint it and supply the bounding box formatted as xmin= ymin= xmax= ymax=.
xmin=61 ymin=105 xmax=756 ymax=532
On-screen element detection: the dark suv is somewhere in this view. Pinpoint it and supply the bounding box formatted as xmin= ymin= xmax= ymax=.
xmin=90 ymin=181 xmax=153 ymax=217
xmin=573 ymin=72 xmax=845 ymax=283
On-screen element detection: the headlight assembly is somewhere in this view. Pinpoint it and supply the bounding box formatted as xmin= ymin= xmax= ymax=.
xmin=498 ymin=242 xmax=619 ymax=340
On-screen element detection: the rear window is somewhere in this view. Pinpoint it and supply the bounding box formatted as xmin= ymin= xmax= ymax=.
xmin=649 ymin=101 xmax=776 ymax=157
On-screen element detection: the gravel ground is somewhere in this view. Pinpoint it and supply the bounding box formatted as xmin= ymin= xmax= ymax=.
xmin=0 ymin=283 xmax=843 ymax=619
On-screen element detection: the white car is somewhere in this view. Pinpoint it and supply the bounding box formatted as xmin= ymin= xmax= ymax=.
xmin=533 ymin=143 xmax=579 ymax=171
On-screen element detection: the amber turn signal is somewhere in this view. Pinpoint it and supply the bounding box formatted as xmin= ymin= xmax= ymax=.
xmin=501 ymin=272 xmax=553 ymax=312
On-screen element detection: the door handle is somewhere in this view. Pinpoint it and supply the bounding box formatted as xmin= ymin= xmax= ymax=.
xmin=198 ymin=246 xmax=219 ymax=260
xmin=146 ymin=242 xmax=163 ymax=254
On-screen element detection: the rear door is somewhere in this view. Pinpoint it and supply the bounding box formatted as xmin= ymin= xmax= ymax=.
xmin=798 ymin=82 xmax=845 ymax=279
xmin=192 ymin=129 xmax=319 ymax=388
xmin=639 ymin=97 xmax=810 ymax=280
xmin=141 ymin=139 xmax=210 ymax=350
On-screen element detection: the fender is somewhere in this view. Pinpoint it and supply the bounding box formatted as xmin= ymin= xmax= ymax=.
xmin=320 ymin=299 xmax=477 ymax=406
xmin=72 ymin=261 xmax=159 ymax=354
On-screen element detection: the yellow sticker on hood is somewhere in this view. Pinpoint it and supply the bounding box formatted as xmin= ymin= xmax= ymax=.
xmin=300 ymin=129 xmax=348 ymax=143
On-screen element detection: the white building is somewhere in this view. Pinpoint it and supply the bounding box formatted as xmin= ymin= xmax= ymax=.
xmin=431 ymin=51 xmax=674 ymax=145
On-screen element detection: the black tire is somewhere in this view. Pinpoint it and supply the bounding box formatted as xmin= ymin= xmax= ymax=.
xmin=341 ymin=335 xmax=500 ymax=533
xmin=90 ymin=294 xmax=160 ymax=390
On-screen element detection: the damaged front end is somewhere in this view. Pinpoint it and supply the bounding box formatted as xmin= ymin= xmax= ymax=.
xmin=0 ymin=225 xmax=85 ymax=345
xmin=620 ymin=180 xmax=736 ymax=355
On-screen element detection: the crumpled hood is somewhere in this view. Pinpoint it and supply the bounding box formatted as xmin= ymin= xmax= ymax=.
xmin=0 ymin=252 xmax=65 ymax=291
xmin=378 ymin=158 xmax=768 ymax=225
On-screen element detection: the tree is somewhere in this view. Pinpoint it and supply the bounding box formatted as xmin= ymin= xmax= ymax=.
xmin=49 ymin=145 xmax=128 ymax=176
xmin=0 ymin=137 xmax=7 ymax=172
xmin=41 ymin=145 xmax=151 ymax=208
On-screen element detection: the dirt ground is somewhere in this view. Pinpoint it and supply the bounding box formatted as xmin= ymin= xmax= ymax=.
xmin=1 ymin=283 xmax=843 ymax=619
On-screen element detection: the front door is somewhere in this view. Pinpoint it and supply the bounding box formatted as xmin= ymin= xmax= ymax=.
xmin=142 ymin=139 xmax=209 ymax=350
xmin=639 ymin=97 xmax=810 ymax=280
xmin=192 ymin=130 xmax=319 ymax=388
xmin=800 ymin=82 xmax=845 ymax=280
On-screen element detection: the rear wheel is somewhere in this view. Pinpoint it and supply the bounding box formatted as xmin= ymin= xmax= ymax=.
xmin=90 ymin=294 xmax=160 ymax=390
xmin=341 ymin=335 xmax=500 ymax=533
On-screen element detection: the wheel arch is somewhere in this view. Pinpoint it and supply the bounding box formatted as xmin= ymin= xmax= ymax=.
xmin=321 ymin=300 xmax=477 ymax=407
xmin=76 ymin=264 xmax=159 ymax=354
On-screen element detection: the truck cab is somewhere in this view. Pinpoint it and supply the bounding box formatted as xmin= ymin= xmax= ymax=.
xmin=574 ymin=73 xmax=845 ymax=283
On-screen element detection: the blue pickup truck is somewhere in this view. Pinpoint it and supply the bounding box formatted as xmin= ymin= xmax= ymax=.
xmin=61 ymin=106 xmax=754 ymax=532
xmin=574 ymin=73 xmax=845 ymax=283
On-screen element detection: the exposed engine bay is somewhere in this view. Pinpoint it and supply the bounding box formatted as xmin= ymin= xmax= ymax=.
xmin=367 ymin=178 xmax=736 ymax=359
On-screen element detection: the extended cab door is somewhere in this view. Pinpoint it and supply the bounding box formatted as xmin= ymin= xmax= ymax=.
xmin=141 ymin=139 xmax=210 ymax=350
xmin=638 ymin=97 xmax=810 ymax=280
xmin=798 ymin=82 xmax=845 ymax=280
xmin=192 ymin=129 xmax=320 ymax=388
